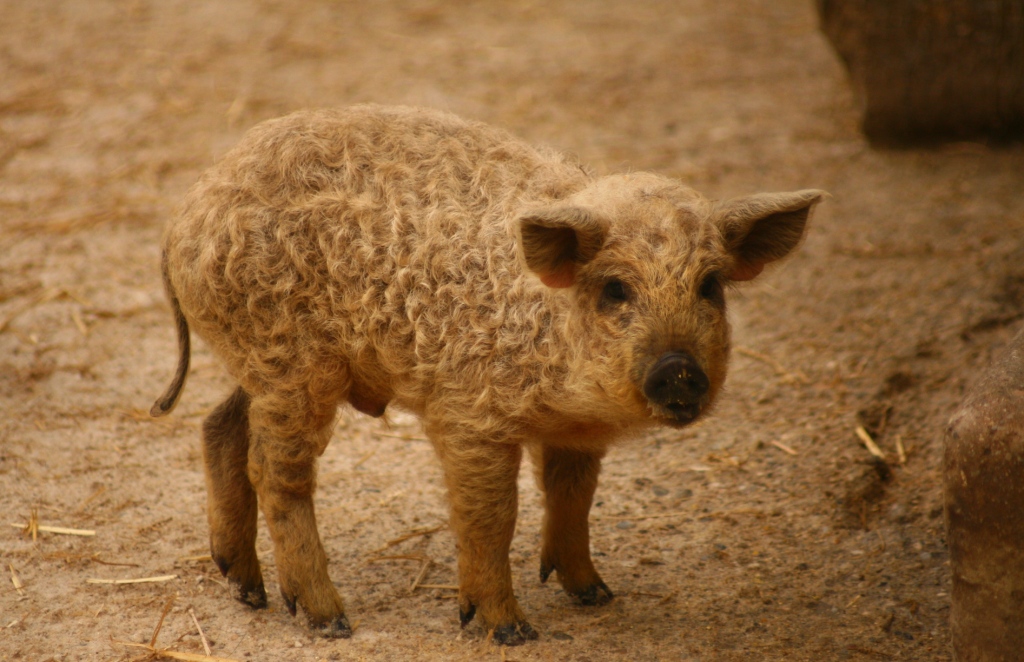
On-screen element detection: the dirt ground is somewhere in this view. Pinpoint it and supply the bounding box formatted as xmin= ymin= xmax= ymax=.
xmin=4 ymin=1 xmax=1024 ymax=660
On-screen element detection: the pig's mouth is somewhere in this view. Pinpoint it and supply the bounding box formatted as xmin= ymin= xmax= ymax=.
xmin=661 ymin=401 xmax=703 ymax=425
xmin=643 ymin=351 xmax=710 ymax=427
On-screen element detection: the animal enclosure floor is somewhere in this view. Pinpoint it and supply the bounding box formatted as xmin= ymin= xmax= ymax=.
xmin=3 ymin=1 xmax=1024 ymax=660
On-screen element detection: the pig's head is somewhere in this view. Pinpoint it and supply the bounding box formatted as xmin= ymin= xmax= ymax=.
xmin=518 ymin=173 xmax=823 ymax=430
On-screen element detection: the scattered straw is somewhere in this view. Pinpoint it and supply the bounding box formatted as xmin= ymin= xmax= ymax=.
xmin=71 ymin=308 xmax=88 ymax=335
xmin=416 ymin=584 xmax=458 ymax=590
xmin=595 ymin=511 xmax=689 ymax=522
xmin=735 ymin=346 xmax=809 ymax=384
xmin=409 ymin=558 xmax=433 ymax=593
xmin=152 ymin=597 xmax=175 ymax=646
xmin=367 ymin=554 xmax=427 ymax=564
xmin=372 ymin=524 xmax=446 ymax=553
xmin=855 ymin=426 xmax=886 ymax=460
xmin=895 ymin=435 xmax=907 ymax=466
xmin=89 ymin=555 xmax=139 ymax=568
xmin=352 ymin=450 xmax=375 ymax=469
xmin=87 ymin=575 xmax=177 ymax=585
xmin=770 ymin=440 xmax=798 ymax=456
xmin=10 ymin=520 xmax=95 ymax=538
xmin=9 ymin=564 xmax=24 ymax=596
xmin=112 ymin=640 xmax=239 ymax=662
xmin=11 ymin=508 xmax=95 ymax=541
xmin=0 ymin=287 xmax=89 ymax=334
xmin=137 ymin=517 xmax=173 ymax=535
xmin=177 ymin=555 xmax=213 ymax=563
xmin=76 ymin=485 xmax=107 ymax=513
xmin=21 ymin=508 xmax=37 ymax=542
xmin=188 ymin=608 xmax=212 ymax=656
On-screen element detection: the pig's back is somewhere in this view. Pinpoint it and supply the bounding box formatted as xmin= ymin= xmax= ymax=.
xmin=163 ymin=105 xmax=587 ymax=414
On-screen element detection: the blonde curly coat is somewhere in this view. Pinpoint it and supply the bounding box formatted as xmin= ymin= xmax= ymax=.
xmin=152 ymin=104 xmax=822 ymax=644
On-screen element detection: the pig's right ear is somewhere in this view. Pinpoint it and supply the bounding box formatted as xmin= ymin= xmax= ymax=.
xmin=518 ymin=206 xmax=610 ymax=288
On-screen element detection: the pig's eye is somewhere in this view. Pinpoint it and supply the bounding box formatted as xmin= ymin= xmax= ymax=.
xmin=601 ymin=279 xmax=630 ymax=305
xmin=699 ymin=273 xmax=724 ymax=304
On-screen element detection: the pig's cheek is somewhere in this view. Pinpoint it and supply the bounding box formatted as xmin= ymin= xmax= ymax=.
xmin=697 ymin=341 xmax=728 ymax=399
xmin=698 ymin=312 xmax=732 ymax=393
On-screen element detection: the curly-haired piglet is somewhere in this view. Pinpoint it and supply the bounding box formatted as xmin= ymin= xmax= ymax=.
xmin=152 ymin=105 xmax=823 ymax=645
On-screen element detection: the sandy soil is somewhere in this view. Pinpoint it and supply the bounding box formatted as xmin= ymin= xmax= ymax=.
xmin=4 ymin=1 xmax=1024 ymax=660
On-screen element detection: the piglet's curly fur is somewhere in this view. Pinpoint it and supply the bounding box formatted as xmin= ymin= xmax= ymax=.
xmin=152 ymin=104 xmax=823 ymax=644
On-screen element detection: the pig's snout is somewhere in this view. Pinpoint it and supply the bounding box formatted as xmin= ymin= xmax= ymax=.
xmin=643 ymin=352 xmax=710 ymax=423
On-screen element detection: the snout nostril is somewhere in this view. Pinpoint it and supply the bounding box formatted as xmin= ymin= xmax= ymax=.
xmin=643 ymin=352 xmax=709 ymax=405
xmin=684 ymin=369 xmax=709 ymax=395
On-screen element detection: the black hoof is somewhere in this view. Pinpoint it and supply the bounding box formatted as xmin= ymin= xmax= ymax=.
xmin=311 ymin=613 xmax=352 ymax=639
xmin=232 ymin=578 xmax=268 ymax=609
xmin=570 ymin=580 xmax=614 ymax=606
xmin=539 ymin=562 xmax=554 ymax=584
xmin=281 ymin=590 xmax=298 ymax=617
xmin=214 ymin=554 xmax=267 ymax=609
xmin=492 ymin=621 xmax=539 ymax=646
xmin=213 ymin=554 xmax=231 ymax=577
xmin=459 ymin=603 xmax=477 ymax=627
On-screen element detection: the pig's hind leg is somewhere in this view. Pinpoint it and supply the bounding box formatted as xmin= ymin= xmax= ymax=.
xmin=532 ymin=444 xmax=614 ymax=606
xmin=246 ymin=395 xmax=350 ymax=638
xmin=202 ymin=386 xmax=267 ymax=609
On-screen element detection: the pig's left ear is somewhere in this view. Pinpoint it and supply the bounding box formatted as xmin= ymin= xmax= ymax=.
xmin=518 ymin=206 xmax=610 ymax=288
xmin=715 ymin=189 xmax=825 ymax=281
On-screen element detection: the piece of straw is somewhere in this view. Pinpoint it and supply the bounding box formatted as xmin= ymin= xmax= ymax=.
xmin=10 ymin=522 xmax=96 ymax=537
xmin=87 ymin=575 xmax=177 ymax=585
xmin=9 ymin=565 xmax=24 ymax=596
xmin=855 ymin=426 xmax=886 ymax=460
xmin=372 ymin=524 xmax=446 ymax=553
xmin=112 ymin=640 xmax=239 ymax=662
xmin=895 ymin=435 xmax=907 ymax=466
xmin=771 ymin=440 xmax=798 ymax=456
xmin=151 ymin=597 xmax=175 ymax=646
xmin=409 ymin=558 xmax=433 ymax=593
xmin=189 ymin=608 xmax=212 ymax=656
xmin=735 ymin=346 xmax=809 ymax=384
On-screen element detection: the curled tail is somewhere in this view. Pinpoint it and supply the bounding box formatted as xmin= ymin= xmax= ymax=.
xmin=150 ymin=253 xmax=191 ymax=417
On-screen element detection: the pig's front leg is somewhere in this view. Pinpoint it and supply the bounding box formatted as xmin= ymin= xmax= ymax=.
xmin=532 ymin=444 xmax=613 ymax=605
xmin=432 ymin=431 xmax=537 ymax=645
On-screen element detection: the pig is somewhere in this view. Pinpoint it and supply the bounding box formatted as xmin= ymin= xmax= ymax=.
xmin=151 ymin=104 xmax=823 ymax=645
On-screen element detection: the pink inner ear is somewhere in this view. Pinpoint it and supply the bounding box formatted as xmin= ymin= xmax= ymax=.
xmin=539 ymin=264 xmax=576 ymax=288
xmin=728 ymin=261 xmax=764 ymax=281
